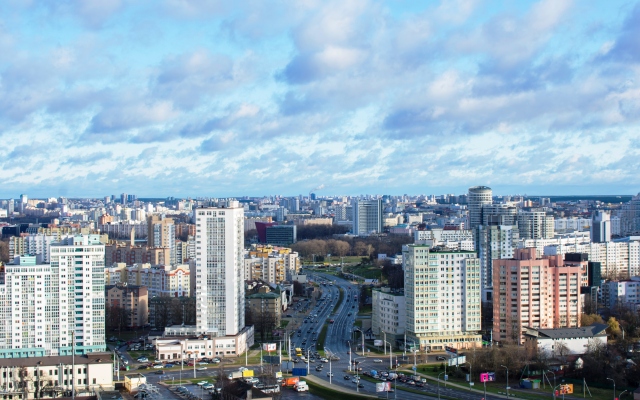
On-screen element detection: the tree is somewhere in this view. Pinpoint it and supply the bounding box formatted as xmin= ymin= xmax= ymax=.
xmin=607 ymin=316 xmax=621 ymax=338
xmin=292 ymin=281 xmax=304 ymax=296
xmin=381 ymin=262 xmax=404 ymax=289
xmin=246 ymin=307 xmax=277 ymax=342
xmin=105 ymin=305 xmax=131 ymax=333
xmin=353 ymin=242 xmax=367 ymax=256
xmin=0 ymin=240 xmax=9 ymax=263
xmin=580 ymin=313 xmax=604 ymax=326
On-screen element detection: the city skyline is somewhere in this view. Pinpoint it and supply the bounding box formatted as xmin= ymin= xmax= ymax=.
xmin=2 ymin=1 xmax=640 ymax=197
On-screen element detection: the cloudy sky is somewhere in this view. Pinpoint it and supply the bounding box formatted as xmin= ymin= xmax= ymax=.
xmin=1 ymin=0 xmax=639 ymax=199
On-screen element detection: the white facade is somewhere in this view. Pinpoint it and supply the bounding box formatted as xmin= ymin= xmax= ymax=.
xmin=0 ymin=235 xmax=106 ymax=358
xmin=544 ymin=240 xmax=640 ymax=278
xmin=195 ymin=202 xmax=245 ymax=336
xmin=403 ymin=245 xmax=482 ymax=350
xmin=554 ymin=218 xmax=591 ymax=233
xmin=524 ymin=325 xmax=608 ymax=356
xmin=371 ymin=289 xmax=406 ymax=337
xmin=603 ymin=277 xmax=640 ymax=310
xmin=352 ymin=199 xmax=383 ymax=236
xmin=414 ymin=229 xmax=474 ymax=244
xmin=517 ymin=211 xmax=555 ymax=239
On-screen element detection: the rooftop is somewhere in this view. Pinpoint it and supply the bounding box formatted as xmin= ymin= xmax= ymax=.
xmin=525 ymin=324 xmax=608 ymax=339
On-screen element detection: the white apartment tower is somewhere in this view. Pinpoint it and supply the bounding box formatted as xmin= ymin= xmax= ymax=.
xmin=352 ymin=199 xmax=383 ymax=236
xmin=591 ymin=210 xmax=611 ymax=243
xmin=467 ymin=186 xmax=492 ymax=230
xmin=403 ymin=245 xmax=482 ymax=351
xmin=0 ymin=235 xmax=106 ymax=358
xmin=195 ymin=202 xmax=245 ymax=337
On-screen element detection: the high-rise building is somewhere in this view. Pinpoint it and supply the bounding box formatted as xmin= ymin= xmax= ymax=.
xmin=120 ymin=193 xmax=127 ymax=206
xmin=403 ymin=245 xmax=482 ymax=351
xmin=352 ymin=199 xmax=383 ymax=236
xmin=477 ymin=225 xmax=519 ymax=301
xmin=492 ymin=248 xmax=585 ymax=344
xmin=517 ymin=210 xmax=554 ymax=239
xmin=19 ymin=194 xmax=28 ymax=214
xmin=6 ymin=199 xmax=13 ymax=214
xmin=195 ymin=201 xmax=245 ymax=336
xmin=620 ymin=193 xmax=640 ymax=236
xmin=0 ymin=235 xmax=106 ymax=358
xmin=591 ymin=210 xmax=611 ymax=243
xmin=147 ymin=215 xmax=176 ymax=264
xmin=467 ymin=186 xmax=492 ymax=230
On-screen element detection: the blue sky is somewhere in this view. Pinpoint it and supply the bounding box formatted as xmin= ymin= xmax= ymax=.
xmin=1 ymin=0 xmax=639 ymax=198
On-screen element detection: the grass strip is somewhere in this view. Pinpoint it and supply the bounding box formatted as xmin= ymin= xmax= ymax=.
xmin=305 ymin=379 xmax=376 ymax=399
xmin=333 ymin=288 xmax=344 ymax=314
xmin=316 ymin=323 xmax=329 ymax=350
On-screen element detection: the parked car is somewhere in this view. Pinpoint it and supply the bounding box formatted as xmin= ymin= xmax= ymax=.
xmin=436 ymin=356 xmax=446 ymax=361
xmin=373 ymin=359 xmax=382 ymax=363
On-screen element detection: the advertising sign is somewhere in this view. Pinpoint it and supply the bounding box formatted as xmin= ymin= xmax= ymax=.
xmin=444 ymin=346 xmax=458 ymax=355
xmin=275 ymin=372 xmax=283 ymax=378
xmin=376 ymin=382 xmax=392 ymax=392
xmin=242 ymin=369 xmax=254 ymax=377
xmin=559 ymin=384 xmax=573 ymax=394
xmin=263 ymin=343 xmax=277 ymax=351
xmin=292 ymin=368 xmax=308 ymax=376
xmin=480 ymin=372 xmax=496 ymax=383
xmin=374 ymin=340 xmax=383 ymax=346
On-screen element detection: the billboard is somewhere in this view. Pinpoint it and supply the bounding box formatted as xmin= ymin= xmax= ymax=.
xmin=263 ymin=343 xmax=277 ymax=351
xmin=292 ymin=368 xmax=308 ymax=377
xmin=559 ymin=384 xmax=573 ymax=394
xmin=242 ymin=369 xmax=254 ymax=378
xmin=444 ymin=346 xmax=458 ymax=355
xmin=479 ymin=372 xmax=496 ymax=383
xmin=448 ymin=356 xmax=466 ymax=366
xmin=376 ymin=382 xmax=392 ymax=392
xmin=374 ymin=340 xmax=383 ymax=346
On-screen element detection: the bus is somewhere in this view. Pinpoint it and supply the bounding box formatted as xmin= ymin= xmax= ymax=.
xmin=295 ymin=348 xmax=303 ymax=357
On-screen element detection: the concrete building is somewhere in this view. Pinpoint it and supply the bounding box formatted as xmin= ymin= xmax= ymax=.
xmin=0 ymin=235 xmax=106 ymax=358
xmin=493 ymin=248 xmax=585 ymax=344
xmin=105 ymin=283 xmax=149 ymax=328
xmin=403 ymin=245 xmax=482 ymax=351
xmin=195 ymin=202 xmax=245 ymax=337
xmin=620 ymin=193 xmax=640 ymax=236
xmin=265 ymin=225 xmax=297 ymax=245
xmin=523 ymin=324 xmax=608 ymax=357
xmin=372 ymin=288 xmax=406 ymax=346
xmin=147 ymin=215 xmax=176 ymax=265
xmin=104 ymin=243 xmax=171 ymax=267
xmin=602 ymin=277 xmax=640 ymax=311
xmin=352 ymin=199 xmax=383 ymax=236
xmin=154 ymin=326 xmax=254 ymax=360
xmin=477 ymin=225 xmax=519 ymax=302
xmin=467 ymin=186 xmax=492 ymax=230
xmin=0 ymin=353 xmax=114 ymax=399
xmin=126 ymin=263 xmax=191 ymax=298
xmin=591 ymin=210 xmax=611 ymax=243
xmin=246 ymin=287 xmax=282 ymax=326
xmin=517 ymin=211 xmax=555 ymax=240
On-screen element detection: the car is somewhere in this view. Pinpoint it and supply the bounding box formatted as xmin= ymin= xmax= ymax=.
xmin=358 ymin=383 xmax=365 ymax=388
xmin=137 ymin=365 xmax=148 ymax=370
xmin=286 ymin=314 xmax=293 ymax=317
xmin=203 ymin=383 xmax=215 ymax=390
xmin=315 ymin=366 xmax=323 ymax=371
xmin=197 ymin=367 xmax=207 ymax=371
xmin=154 ymin=370 xmax=164 ymax=375
xmin=137 ymin=357 xmax=148 ymax=363
xmin=373 ymin=359 xmax=383 ymax=363
xmin=153 ymin=364 xmax=164 ymax=369
xmin=435 ymin=356 xmax=446 ymax=361
xmin=165 ymin=364 xmax=175 ymax=368
xmin=197 ymin=381 xmax=208 ymax=386
xmin=344 ymin=375 xmax=351 ymax=380
xmin=326 ymin=372 xmax=333 ymax=377
xmin=198 ymin=362 xmax=208 ymax=366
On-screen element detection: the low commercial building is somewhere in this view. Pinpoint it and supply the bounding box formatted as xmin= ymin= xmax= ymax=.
xmin=154 ymin=325 xmax=255 ymax=361
xmin=523 ymin=324 xmax=608 ymax=357
xmin=0 ymin=353 xmax=114 ymax=399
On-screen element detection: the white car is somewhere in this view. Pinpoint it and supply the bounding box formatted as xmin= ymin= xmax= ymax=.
xmin=326 ymin=372 xmax=334 ymax=377
xmin=152 ymin=364 xmax=164 ymax=369
xmin=197 ymin=381 xmax=208 ymax=386
xmin=373 ymin=359 xmax=383 ymax=363
xmin=137 ymin=357 xmax=148 ymax=363
xmin=197 ymin=367 xmax=207 ymax=371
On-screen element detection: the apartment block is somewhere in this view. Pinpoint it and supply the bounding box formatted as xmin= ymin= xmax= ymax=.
xmin=493 ymin=248 xmax=585 ymax=344
xmin=105 ymin=283 xmax=149 ymax=328
xmin=243 ymin=245 xmax=300 ymax=284
xmin=126 ymin=263 xmax=191 ymax=297
xmin=372 ymin=288 xmax=406 ymax=345
xmin=403 ymin=245 xmax=482 ymax=351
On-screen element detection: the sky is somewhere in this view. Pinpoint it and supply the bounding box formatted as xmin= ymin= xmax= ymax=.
xmin=1 ymin=0 xmax=640 ymax=199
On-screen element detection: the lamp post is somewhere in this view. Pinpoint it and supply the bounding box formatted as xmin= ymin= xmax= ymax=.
xmin=438 ymin=372 xmax=445 ymax=400
xmin=348 ymin=341 xmax=352 ymax=372
xmin=463 ymin=362 xmax=472 ymax=386
xmin=383 ymin=341 xmax=393 ymax=370
xmin=606 ymin=377 xmax=615 ymax=400
xmin=353 ymin=357 xmax=366 ymax=393
xmin=501 ymin=365 xmax=509 ymax=398
xmin=620 ymin=389 xmax=628 ymax=399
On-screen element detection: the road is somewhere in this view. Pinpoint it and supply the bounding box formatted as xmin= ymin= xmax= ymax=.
xmin=297 ymin=271 xmax=506 ymax=400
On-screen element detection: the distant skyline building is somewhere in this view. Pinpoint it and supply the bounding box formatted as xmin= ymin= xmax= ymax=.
xmin=517 ymin=210 xmax=555 ymax=240
xmin=352 ymin=199 xmax=383 ymax=236
xmin=591 ymin=210 xmax=611 ymax=243
xmin=467 ymin=186 xmax=492 ymax=231
xmin=195 ymin=201 xmax=245 ymax=336
xmin=147 ymin=215 xmax=176 ymax=264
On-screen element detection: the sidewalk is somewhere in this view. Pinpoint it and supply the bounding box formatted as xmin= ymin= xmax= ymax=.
xmin=304 ymin=374 xmax=374 ymax=398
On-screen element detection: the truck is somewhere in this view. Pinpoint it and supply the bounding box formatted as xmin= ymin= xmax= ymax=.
xmin=388 ymin=372 xmax=398 ymax=380
xmin=228 ymin=371 xmax=243 ymax=379
xmin=411 ymin=375 xmax=426 ymax=383
xmin=294 ymin=381 xmax=309 ymax=392
xmin=283 ymin=377 xmax=299 ymax=387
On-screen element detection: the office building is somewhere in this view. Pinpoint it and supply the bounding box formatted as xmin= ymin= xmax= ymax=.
xmin=591 ymin=210 xmax=611 ymax=243
xmin=467 ymin=186 xmax=492 ymax=230
xmin=265 ymin=225 xmax=297 ymax=245
xmin=352 ymin=199 xmax=383 ymax=236
xmin=403 ymin=245 xmax=482 ymax=351
xmin=195 ymin=202 xmax=245 ymax=336
xmin=492 ymin=248 xmax=585 ymax=344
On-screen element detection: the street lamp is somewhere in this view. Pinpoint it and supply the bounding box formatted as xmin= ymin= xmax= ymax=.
xmin=501 ymin=364 xmax=509 ymax=397
xmin=544 ymin=370 xmax=557 ymax=390
xmin=438 ymin=371 xmax=446 ymax=400
xmin=347 ymin=341 xmax=352 ymax=372
xmin=383 ymin=340 xmax=393 ymax=370
xmin=619 ymin=390 xmax=628 ymax=399
xmin=353 ymin=357 xmax=366 ymax=393
xmin=606 ymin=377 xmax=615 ymax=400
xmin=463 ymin=362 xmax=472 ymax=386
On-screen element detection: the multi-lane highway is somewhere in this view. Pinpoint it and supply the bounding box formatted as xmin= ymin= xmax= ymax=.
xmin=293 ymin=271 xmax=504 ymax=400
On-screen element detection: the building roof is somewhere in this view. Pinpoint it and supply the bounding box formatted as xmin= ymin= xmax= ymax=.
xmin=0 ymin=352 xmax=113 ymax=367
xmin=246 ymin=292 xmax=280 ymax=299
xmin=526 ymin=324 xmax=608 ymax=339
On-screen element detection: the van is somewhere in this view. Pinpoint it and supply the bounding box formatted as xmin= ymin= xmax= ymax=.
xmin=294 ymin=381 xmax=309 ymax=392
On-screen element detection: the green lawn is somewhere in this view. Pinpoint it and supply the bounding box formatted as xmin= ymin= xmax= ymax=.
xmin=305 ymin=378 xmax=376 ymax=399
xmin=358 ymin=305 xmax=372 ymax=315
xmin=333 ymin=288 xmax=344 ymax=314
xmin=344 ymin=265 xmax=382 ymax=280
xmin=411 ymin=367 xmax=621 ymax=400
xmin=316 ymin=324 xmax=329 ymax=350
xmin=280 ymin=320 xmax=290 ymax=328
